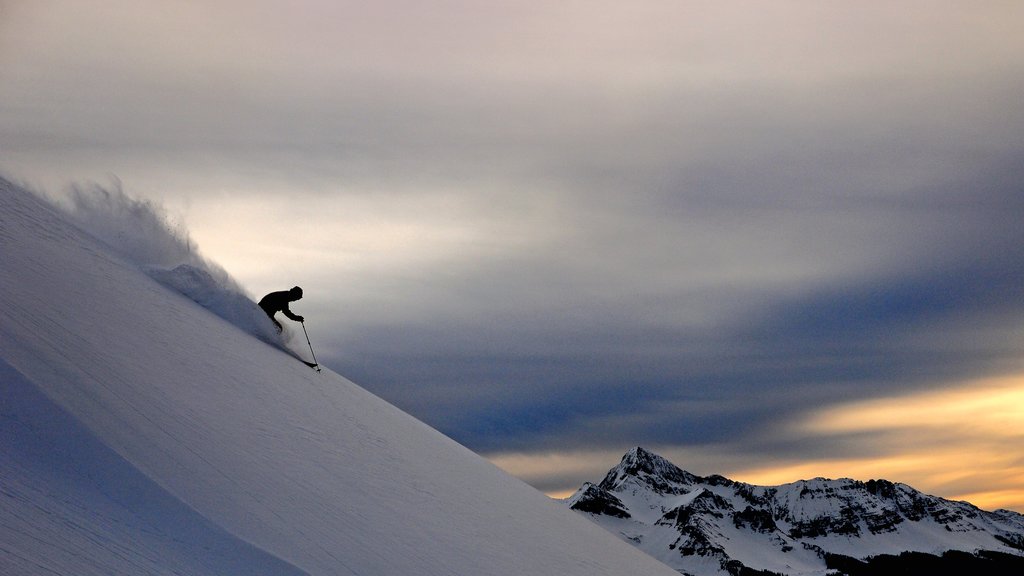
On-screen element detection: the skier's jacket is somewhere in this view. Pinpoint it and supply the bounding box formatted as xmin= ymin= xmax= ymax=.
xmin=258 ymin=290 xmax=303 ymax=322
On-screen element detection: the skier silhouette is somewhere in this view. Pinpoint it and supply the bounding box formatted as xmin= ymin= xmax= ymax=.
xmin=258 ymin=286 xmax=305 ymax=333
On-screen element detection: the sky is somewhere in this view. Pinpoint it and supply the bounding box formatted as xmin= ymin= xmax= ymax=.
xmin=2 ymin=1 xmax=1024 ymax=510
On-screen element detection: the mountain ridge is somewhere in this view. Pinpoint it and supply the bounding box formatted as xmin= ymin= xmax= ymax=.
xmin=568 ymin=446 xmax=1024 ymax=576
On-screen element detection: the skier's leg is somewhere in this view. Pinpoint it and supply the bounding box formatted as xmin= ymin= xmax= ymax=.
xmin=259 ymin=303 xmax=282 ymax=333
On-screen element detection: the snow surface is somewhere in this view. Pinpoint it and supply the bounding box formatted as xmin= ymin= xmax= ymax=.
xmin=0 ymin=179 xmax=680 ymax=576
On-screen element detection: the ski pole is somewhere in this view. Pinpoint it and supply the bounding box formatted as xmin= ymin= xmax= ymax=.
xmin=301 ymin=321 xmax=321 ymax=372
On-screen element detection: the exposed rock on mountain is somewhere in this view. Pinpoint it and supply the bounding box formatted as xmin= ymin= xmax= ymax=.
xmin=568 ymin=447 xmax=1024 ymax=576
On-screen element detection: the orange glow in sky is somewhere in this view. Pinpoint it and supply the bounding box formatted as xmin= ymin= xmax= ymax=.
xmin=732 ymin=375 xmax=1024 ymax=512
xmin=499 ymin=375 xmax=1024 ymax=513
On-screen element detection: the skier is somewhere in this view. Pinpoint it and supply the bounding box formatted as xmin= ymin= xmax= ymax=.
xmin=258 ymin=286 xmax=305 ymax=333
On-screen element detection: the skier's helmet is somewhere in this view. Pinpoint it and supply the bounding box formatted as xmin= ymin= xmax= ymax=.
xmin=290 ymin=286 xmax=303 ymax=298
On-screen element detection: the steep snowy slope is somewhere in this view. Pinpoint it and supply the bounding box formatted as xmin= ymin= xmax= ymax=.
xmin=0 ymin=179 xmax=679 ymax=576
xmin=568 ymin=447 xmax=1024 ymax=576
xmin=0 ymin=358 xmax=306 ymax=576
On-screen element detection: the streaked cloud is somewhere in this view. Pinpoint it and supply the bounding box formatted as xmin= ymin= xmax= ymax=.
xmin=494 ymin=375 xmax=1024 ymax=510
xmin=731 ymin=375 xmax=1024 ymax=511
xmin=3 ymin=1 xmax=1024 ymax=510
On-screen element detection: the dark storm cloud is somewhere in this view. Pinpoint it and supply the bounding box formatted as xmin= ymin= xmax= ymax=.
xmin=331 ymin=150 xmax=1024 ymax=460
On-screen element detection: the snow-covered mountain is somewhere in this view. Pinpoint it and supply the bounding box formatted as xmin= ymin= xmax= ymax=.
xmin=568 ymin=447 xmax=1024 ymax=576
xmin=0 ymin=177 xmax=680 ymax=576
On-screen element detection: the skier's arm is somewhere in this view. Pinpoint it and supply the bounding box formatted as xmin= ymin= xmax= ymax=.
xmin=281 ymin=305 xmax=304 ymax=323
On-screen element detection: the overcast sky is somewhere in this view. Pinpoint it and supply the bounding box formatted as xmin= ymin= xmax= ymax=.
xmin=3 ymin=1 xmax=1024 ymax=510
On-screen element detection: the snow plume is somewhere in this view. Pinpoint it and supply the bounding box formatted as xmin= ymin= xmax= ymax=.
xmin=146 ymin=265 xmax=283 ymax=345
xmin=58 ymin=179 xmax=282 ymax=344
xmin=63 ymin=179 xmax=211 ymax=275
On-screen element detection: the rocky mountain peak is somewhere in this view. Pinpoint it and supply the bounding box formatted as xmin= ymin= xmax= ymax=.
xmin=570 ymin=448 xmax=1024 ymax=576
xmin=598 ymin=446 xmax=699 ymax=493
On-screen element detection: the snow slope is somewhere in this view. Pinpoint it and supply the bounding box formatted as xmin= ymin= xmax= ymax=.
xmin=0 ymin=358 xmax=306 ymax=576
xmin=0 ymin=179 xmax=679 ymax=576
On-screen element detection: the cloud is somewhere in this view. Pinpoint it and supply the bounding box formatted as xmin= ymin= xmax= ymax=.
xmin=493 ymin=375 xmax=1024 ymax=510
xmin=735 ymin=375 xmax=1024 ymax=511
xmin=4 ymin=1 xmax=1024 ymax=508
xmin=336 ymin=151 xmax=1024 ymax=431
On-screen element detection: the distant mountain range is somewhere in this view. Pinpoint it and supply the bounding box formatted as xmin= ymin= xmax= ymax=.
xmin=567 ymin=447 xmax=1024 ymax=576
